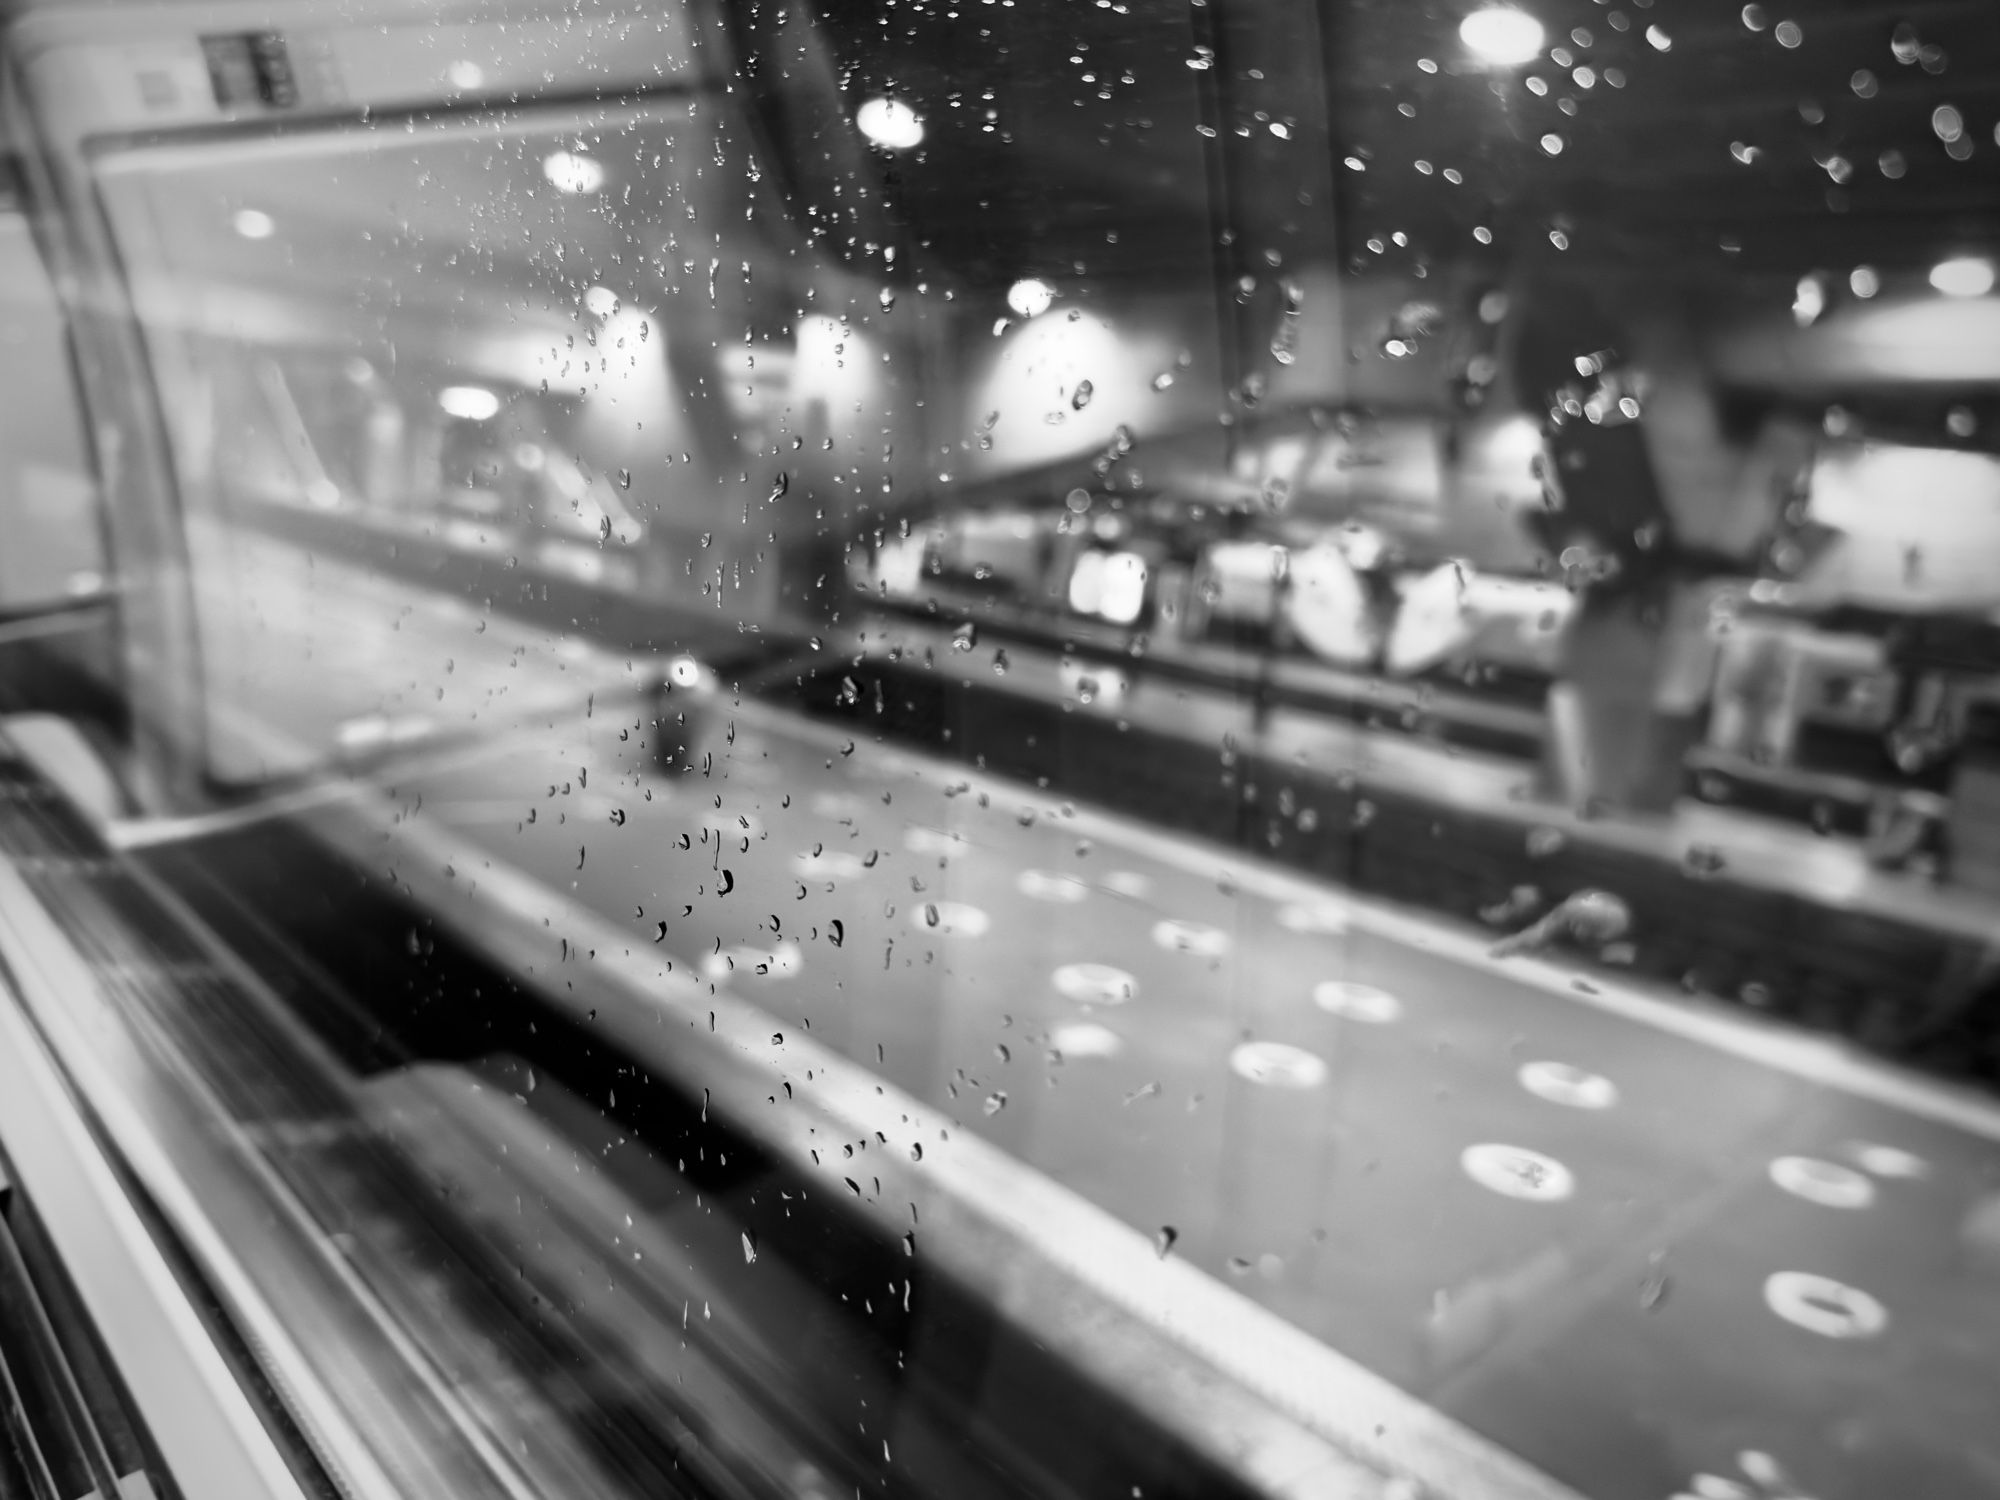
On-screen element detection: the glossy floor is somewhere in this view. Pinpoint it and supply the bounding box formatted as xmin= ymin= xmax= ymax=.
xmin=167 ymin=522 xmax=2000 ymax=1500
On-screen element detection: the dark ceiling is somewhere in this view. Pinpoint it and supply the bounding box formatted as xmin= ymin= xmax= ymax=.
xmin=796 ymin=0 xmax=2000 ymax=289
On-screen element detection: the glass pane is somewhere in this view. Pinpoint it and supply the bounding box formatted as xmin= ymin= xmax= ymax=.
xmin=10 ymin=0 xmax=2000 ymax=1497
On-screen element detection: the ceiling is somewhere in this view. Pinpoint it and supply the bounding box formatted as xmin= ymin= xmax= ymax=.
xmin=798 ymin=0 xmax=2000 ymax=291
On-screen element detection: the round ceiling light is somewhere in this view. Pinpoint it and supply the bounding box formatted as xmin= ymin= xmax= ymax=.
xmin=438 ymin=385 xmax=501 ymax=421
xmin=1930 ymin=256 xmax=1996 ymax=298
xmin=1006 ymin=277 xmax=1056 ymax=319
xmin=1460 ymin=7 xmax=1546 ymax=66
xmin=855 ymin=97 xmax=924 ymax=150
xmin=541 ymin=150 xmax=605 ymax=195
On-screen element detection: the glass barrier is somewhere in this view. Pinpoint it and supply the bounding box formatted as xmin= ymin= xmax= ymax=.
xmin=5 ymin=1 xmax=2000 ymax=1497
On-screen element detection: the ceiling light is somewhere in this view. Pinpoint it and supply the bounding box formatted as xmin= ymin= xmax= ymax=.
xmin=1006 ymin=277 xmax=1056 ymax=318
xmin=1459 ymin=8 xmax=1546 ymax=67
xmin=232 ymin=208 xmax=275 ymax=240
xmin=583 ymin=285 xmax=619 ymax=318
xmin=439 ymin=385 xmax=501 ymax=420
xmin=542 ymin=150 xmax=605 ymax=195
xmin=1931 ymin=256 xmax=1996 ymax=298
xmin=855 ymin=97 xmax=924 ymax=150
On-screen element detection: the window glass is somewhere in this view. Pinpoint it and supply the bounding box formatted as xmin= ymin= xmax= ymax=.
xmin=16 ymin=1 xmax=2000 ymax=1498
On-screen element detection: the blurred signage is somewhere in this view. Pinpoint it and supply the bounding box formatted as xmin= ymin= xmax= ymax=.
xmin=18 ymin=8 xmax=699 ymax=147
xmin=1805 ymin=442 xmax=2000 ymax=611
xmin=198 ymin=33 xmax=305 ymax=111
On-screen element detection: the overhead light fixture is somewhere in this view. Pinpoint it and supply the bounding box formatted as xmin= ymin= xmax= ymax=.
xmin=542 ymin=150 xmax=605 ymax=195
xmin=438 ymin=385 xmax=501 ymax=420
xmin=855 ymin=97 xmax=924 ymax=150
xmin=1930 ymin=256 xmax=1995 ymax=298
xmin=232 ymin=208 xmax=275 ymax=240
xmin=1459 ymin=7 xmax=1546 ymax=67
xmin=1006 ymin=277 xmax=1056 ymax=319
xmin=583 ymin=285 xmax=620 ymax=318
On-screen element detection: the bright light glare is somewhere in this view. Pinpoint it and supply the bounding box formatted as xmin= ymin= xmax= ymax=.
xmin=438 ymin=385 xmax=501 ymax=420
xmin=855 ymin=97 xmax=924 ymax=150
xmin=232 ymin=208 xmax=275 ymax=240
xmin=1930 ymin=256 xmax=1996 ymax=298
xmin=872 ymin=534 xmax=929 ymax=597
xmin=1792 ymin=274 xmax=1827 ymax=326
xmin=542 ymin=150 xmax=605 ymax=194
xmin=583 ymin=285 xmax=620 ymax=318
xmin=1068 ymin=549 xmax=1148 ymax=624
xmin=1849 ymin=265 xmax=1881 ymax=299
xmin=1459 ymin=7 xmax=1546 ymax=66
xmin=1007 ymin=277 xmax=1057 ymax=318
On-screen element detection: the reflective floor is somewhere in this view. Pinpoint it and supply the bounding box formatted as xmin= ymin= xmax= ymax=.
xmin=160 ymin=519 xmax=2000 ymax=1500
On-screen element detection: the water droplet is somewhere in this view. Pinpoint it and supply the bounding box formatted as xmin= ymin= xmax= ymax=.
xmin=982 ymin=1090 xmax=1007 ymax=1116
xmin=878 ymin=287 xmax=896 ymax=313
xmin=1071 ymin=379 xmax=1095 ymax=410
xmin=1639 ymin=1264 xmax=1671 ymax=1310
xmin=741 ymin=1231 xmax=757 ymax=1264
xmin=951 ymin=621 xmax=978 ymax=651
xmin=770 ymin=471 xmax=790 ymax=501
xmin=1155 ymin=1226 xmax=1179 ymax=1258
